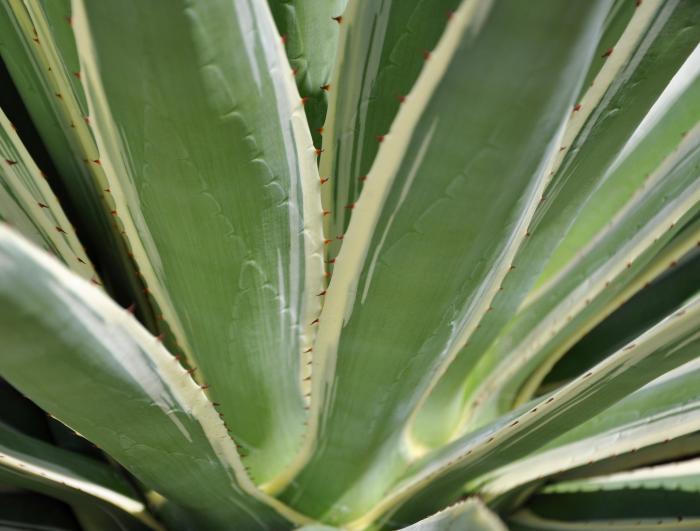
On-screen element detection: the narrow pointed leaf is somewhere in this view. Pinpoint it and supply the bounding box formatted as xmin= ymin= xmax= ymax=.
xmin=72 ymin=0 xmax=324 ymax=484
xmin=280 ymin=0 xmax=609 ymax=523
xmin=398 ymin=499 xmax=506 ymax=531
xmin=319 ymin=0 xmax=463 ymax=260
xmin=542 ymin=240 xmax=700 ymax=389
xmin=0 ymin=0 xmax=154 ymax=321
xmin=413 ymin=0 xmax=700 ymax=446
xmin=477 ymin=356 xmax=700 ymax=501
xmin=514 ymin=460 xmax=700 ymax=528
xmin=0 ymin=106 xmax=95 ymax=280
xmin=359 ymin=293 xmax=700 ymax=527
xmin=534 ymin=44 xmax=700 ymax=294
xmin=0 ymin=420 xmax=157 ymax=530
xmin=0 ymin=226 xmax=308 ymax=530
xmin=544 ymin=457 xmax=700 ymax=496
xmin=268 ymin=0 xmax=348 ymax=147
xmin=461 ymin=120 xmax=700 ymax=430
xmin=509 ymin=510 xmax=700 ymax=531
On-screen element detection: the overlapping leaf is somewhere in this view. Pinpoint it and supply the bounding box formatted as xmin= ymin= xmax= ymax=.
xmin=279 ymin=0 xmax=610 ymax=523
xmin=362 ymin=292 xmax=700 ymax=527
xmin=0 ymin=420 xmax=156 ymax=530
xmin=0 ymin=0 xmax=153 ymax=322
xmin=413 ymin=0 xmax=700 ymax=447
xmin=0 ymin=226 xmax=307 ymax=530
xmin=72 ymin=0 xmax=324 ymax=484
xmin=269 ymin=0 xmax=348 ymax=147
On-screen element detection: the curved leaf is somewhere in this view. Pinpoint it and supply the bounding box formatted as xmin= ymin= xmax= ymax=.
xmin=357 ymin=292 xmax=700 ymax=527
xmin=279 ymin=0 xmax=609 ymax=523
xmin=536 ymin=44 xmax=700 ymax=291
xmin=0 ymin=420 xmax=156 ymax=530
xmin=509 ymin=510 xmax=700 ymax=531
xmin=477 ymin=357 xmax=700 ymax=502
xmin=413 ymin=0 xmax=700 ymax=447
xmin=0 ymin=105 xmax=95 ymax=280
xmin=541 ymin=235 xmax=700 ymax=390
xmin=0 ymin=0 xmax=154 ymax=325
xmin=544 ymin=457 xmax=700 ymax=496
xmin=72 ymin=0 xmax=325 ymax=485
xmin=462 ymin=119 xmax=700 ymax=431
xmin=515 ymin=460 xmax=700 ymax=529
xmin=398 ymin=499 xmax=506 ymax=531
xmin=0 ymin=226 xmax=308 ymax=530
xmin=318 ymin=0 xmax=463 ymax=261
xmin=268 ymin=0 xmax=348 ymax=148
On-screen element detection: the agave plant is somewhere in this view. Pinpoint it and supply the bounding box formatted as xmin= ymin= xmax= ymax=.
xmin=0 ymin=0 xmax=699 ymax=529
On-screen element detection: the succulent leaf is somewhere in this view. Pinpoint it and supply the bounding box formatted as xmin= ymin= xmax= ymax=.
xmin=280 ymin=0 xmax=611 ymax=523
xmin=0 ymin=225 xmax=308 ymax=530
xmin=71 ymin=0 xmax=325 ymax=485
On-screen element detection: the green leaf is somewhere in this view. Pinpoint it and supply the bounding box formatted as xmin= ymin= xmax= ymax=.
xmin=0 ymin=0 xmax=155 ymax=325
xmin=359 ymin=292 xmax=700 ymax=528
xmin=0 ymin=369 xmax=140 ymax=531
xmin=516 ymin=459 xmax=700 ymax=528
xmin=268 ymin=0 xmax=348 ymax=148
xmin=279 ymin=0 xmax=610 ymax=523
xmin=397 ymin=498 xmax=506 ymax=531
xmin=535 ymin=45 xmax=700 ymax=293
xmin=477 ymin=356 xmax=700 ymax=502
xmin=541 ymin=236 xmax=700 ymax=390
xmin=460 ymin=118 xmax=700 ymax=431
xmin=0 ymin=419 xmax=156 ymax=529
xmin=0 ymin=226 xmax=308 ymax=530
xmin=412 ymin=0 xmax=700 ymax=447
xmin=544 ymin=457 xmax=700 ymax=496
xmin=71 ymin=0 xmax=324 ymax=485
xmin=575 ymin=0 xmax=636 ymax=97
xmin=512 ymin=212 xmax=700 ymax=407
xmin=318 ymin=0 xmax=463 ymax=261
xmin=0 ymin=105 xmax=95 ymax=280
xmin=508 ymin=509 xmax=700 ymax=531
xmin=555 ymin=430 xmax=700 ymax=485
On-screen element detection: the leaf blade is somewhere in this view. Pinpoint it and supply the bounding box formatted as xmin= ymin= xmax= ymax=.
xmin=72 ymin=0 xmax=325 ymax=484
xmin=0 ymin=226 xmax=307 ymax=529
xmin=281 ymin=0 xmax=610 ymax=522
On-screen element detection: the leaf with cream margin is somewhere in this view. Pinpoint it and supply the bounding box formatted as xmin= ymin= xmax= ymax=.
xmin=0 ymin=105 xmax=95 ymax=281
xmin=0 ymin=1 xmax=155 ymax=324
xmin=535 ymin=44 xmax=700 ymax=294
xmin=459 ymin=116 xmax=700 ymax=432
xmin=398 ymin=498 xmax=506 ymax=531
xmin=508 ymin=511 xmax=700 ymax=531
xmin=540 ymin=236 xmax=700 ymax=391
xmin=0 ymin=225 xmax=311 ymax=530
xmin=0 ymin=371 xmax=144 ymax=531
xmin=412 ymin=0 xmax=700 ymax=448
xmin=268 ymin=0 xmax=348 ymax=148
xmin=509 ymin=459 xmax=700 ymax=530
xmin=0 ymin=420 xmax=157 ymax=530
xmin=541 ymin=458 xmax=700 ymax=496
xmin=71 ymin=0 xmax=324 ymax=485
xmin=318 ymin=0 xmax=464 ymax=262
xmin=354 ymin=292 xmax=700 ymax=528
xmin=474 ymin=355 xmax=700 ymax=504
xmin=278 ymin=0 xmax=610 ymax=523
